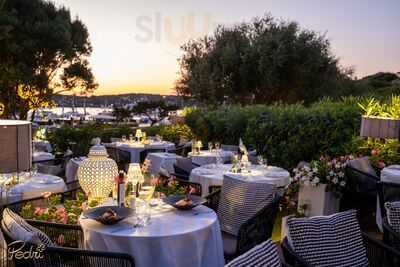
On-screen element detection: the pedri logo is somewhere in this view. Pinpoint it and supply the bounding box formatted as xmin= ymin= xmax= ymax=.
xmin=8 ymin=240 xmax=46 ymax=260
xmin=134 ymin=12 xmax=217 ymax=45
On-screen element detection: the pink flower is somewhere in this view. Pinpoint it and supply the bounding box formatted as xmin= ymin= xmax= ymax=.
xmin=188 ymin=186 xmax=197 ymax=195
xmin=150 ymin=177 xmax=160 ymax=186
xmin=80 ymin=202 xmax=88 ymax=211
xmin=371 ymin=149 xmax=380 ymax=156
xmin=378 ymin=161 xmax=386 ymax=169
xmin=34 ymin=207 xmax=46 ymax=216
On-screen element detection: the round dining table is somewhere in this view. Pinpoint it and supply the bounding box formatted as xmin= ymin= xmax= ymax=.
xmin=80 ymin=203 xmax=224 ymax=267
xmin=0 ymin=173 xmax=66 ymax=203
xmin=190 ymin=163 xmax=291 ymax=197
xmin=188 ymin=150 xmax=234 ymax=166
xmin=113 ymin=141 xmax=176 ymax=163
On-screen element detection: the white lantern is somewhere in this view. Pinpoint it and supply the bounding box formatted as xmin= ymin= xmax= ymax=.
xmin=77 ymin=139 xmax=118 ymax=202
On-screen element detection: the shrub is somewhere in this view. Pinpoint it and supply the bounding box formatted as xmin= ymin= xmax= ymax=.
xmin=185 ymin=99 xmax=361 ymax=169
xmin=143 ymin=124 xmax=193 ymax=144
xmin=48 ymin=123 xmax=194 ymax=156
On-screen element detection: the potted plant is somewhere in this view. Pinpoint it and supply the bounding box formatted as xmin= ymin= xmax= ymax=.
xmin=359 ymin=96 xmax=400 ymax=139
xmin=292 ymin=155 xmax=352 ymax=217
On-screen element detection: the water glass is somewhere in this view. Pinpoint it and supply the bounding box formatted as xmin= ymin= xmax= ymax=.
xmin=121 ymin=135 xmax=127 ymax=142
xmin=136 ymin=200 xmax=151 ymax=227
xmin=208 ymin=142 xmax=213 ymax=152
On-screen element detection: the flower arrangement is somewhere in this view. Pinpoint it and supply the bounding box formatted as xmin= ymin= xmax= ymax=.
xmin=150 ymin=176 xmax=187 ymax=196
xmin=292 ymin=155 xmax=353 ymax=198
xmin=20 ymin=192 xmax=98 ymax=225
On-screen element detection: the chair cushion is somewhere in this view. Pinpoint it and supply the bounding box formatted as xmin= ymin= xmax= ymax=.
xmin=2 ymin=208 xmax=54 ymax=247
xmin=225 ymin=239 xmax=281 ymax=267
xmin=385 ymin=201 xmax=400 ymax=233
xmin=287 ymin=210 xmax=369 ymax=267
xmin=222 ymin=231 xmax=237 ymax=255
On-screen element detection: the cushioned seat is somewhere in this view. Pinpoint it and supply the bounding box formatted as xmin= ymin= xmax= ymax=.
xmin=225 ymin=239 xmax=281 ymax=267
xmin=222 ymin=231 xmax=238 ymax=255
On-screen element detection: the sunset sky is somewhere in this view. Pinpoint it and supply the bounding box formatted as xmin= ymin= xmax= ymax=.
xmin=53 ymin=0 xmax=400 ymax=96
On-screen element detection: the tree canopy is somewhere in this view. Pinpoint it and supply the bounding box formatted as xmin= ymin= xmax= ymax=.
xmin=0 ymin=0 xmax=97 ymax=119
xmin=175 ymin=14 xmax=354 ymax=105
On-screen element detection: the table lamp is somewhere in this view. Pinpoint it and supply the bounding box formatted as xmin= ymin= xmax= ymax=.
xmin=135 ymin=129 xmax=143 ymax=142
xmin=77 ymin=138 xmax=118 ymax=202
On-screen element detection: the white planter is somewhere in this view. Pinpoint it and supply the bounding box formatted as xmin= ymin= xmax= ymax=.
xmin=298 ymin=183 xmax=340 ymax=217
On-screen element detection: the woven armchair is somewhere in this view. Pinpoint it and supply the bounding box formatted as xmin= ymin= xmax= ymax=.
xmin=377 ymin=182 xmax=400 ymax=220
xmin=2 ymin=225 xmax=135 ymax=267
xmin=382 ymin=217 xmax=400 ymax=252
xmin=341 ymin=164 xmax=379 ymax=224
xmin=282 ymin=232 xmax=400 ymax=267
xmin=205 ymin=189 xmax=281 ymax=261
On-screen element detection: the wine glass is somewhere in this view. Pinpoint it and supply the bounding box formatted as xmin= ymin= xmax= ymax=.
xmin=30 ymin=165 xmax=38 ymax=177
xmin=215 ymin=142 xmax=220 ymax=151
xmin=129 ymin=134 xmax=134 ymax=142
xmin=121 ymin=135 xmax=127 ymax=142
xmin=208 ymin=142 xmax=213 ymax=152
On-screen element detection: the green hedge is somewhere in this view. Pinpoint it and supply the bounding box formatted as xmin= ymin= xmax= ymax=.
xmin=185 ymin=99 xmax=361 ymax=169
xmin=47 ymin=123 xmax=193 ymax=156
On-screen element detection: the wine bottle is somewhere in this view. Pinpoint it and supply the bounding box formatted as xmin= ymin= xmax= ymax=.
xmin=117 ymin=171 xmax=126 ymax=207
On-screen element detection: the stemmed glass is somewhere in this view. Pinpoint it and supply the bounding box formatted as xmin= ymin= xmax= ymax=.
xmin=215 ymin=142 xmax=220 ymax=151
xmin=121 ymin=135 xmax=127 ymax=142
xmin=129 ymin=134 xmax=134 ymax=142
xmin=208 ymin=142 xmax=213 ymax=152
xmin=257 ymin=155 xmax=268 ymax=167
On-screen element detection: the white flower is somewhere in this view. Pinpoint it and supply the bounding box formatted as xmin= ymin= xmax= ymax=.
xmin=332 ymin=178 xmax=339 ymax=184
xmin=312 ymin=167 xmax=318 ymax=173
xmin=340 ymin=181 xmax=346 ymax=187
xmin=335 ymin=164 xmax=340 ymax=169
xmin=313 ymin=177 xmax=320 ymax=184
xmin=304 ymin=166 xmax=310 ymax=171
xmin=338 ymin=172 xmax=344 ymax=178
xmin=293 ymin=168 xmax=298 ymax=173
xmin=329 ymin=171 xmax=334 ymax=176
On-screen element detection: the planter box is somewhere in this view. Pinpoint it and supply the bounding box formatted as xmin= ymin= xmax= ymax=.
xmin=298 ymin=184 xmax=340 ymax=217
xmin=360 ymin=116 xmax=400 ymax=139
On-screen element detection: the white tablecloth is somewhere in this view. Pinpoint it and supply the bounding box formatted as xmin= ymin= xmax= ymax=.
xmin=114 ymin=141 xmax=176 ymax=163
xmin=145 ymin=153 xmax=182 ymax=176
xmin=376 ymin=165 xmax=400 ymax=231
xmin=80 ymin=204 xmax=224 ymax=267
xmin=32 ymin=152 xmax=55 ymax=162
xmin=65 ymin=157 xmax=86 ymax=182
xmin=189 ymin=150 xmax=233 ymax=166
xmin=190 ymin=164 xmax=291 ymax=197
xmin=0 ymin=173 xmax=67 ymax=202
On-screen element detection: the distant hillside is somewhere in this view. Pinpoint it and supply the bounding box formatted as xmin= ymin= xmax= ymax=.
xmin=53 ymin=93 xmax=191 ymax=107
xmin=356 ymin=72 xmax=400 ymax=96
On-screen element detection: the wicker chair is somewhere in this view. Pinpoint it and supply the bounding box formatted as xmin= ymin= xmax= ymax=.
xmin=377 ymin=182 xmax=400 ymax=221
xmin=1 ymin=223 xmax=135 ymax=267
xmin=282 ymin=232 xmax=400 ymax=267
xmin=204 ymin=189 xmax=281 ymax=261
xmin=382 ymin=217 xmax=400 ymax=252
xmin=0 ymin=187 xmax=135 ymax=267
xmin=341 ymin=160 xmax=379 ymax=225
